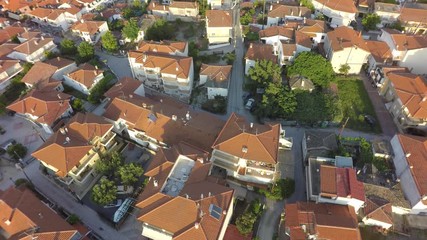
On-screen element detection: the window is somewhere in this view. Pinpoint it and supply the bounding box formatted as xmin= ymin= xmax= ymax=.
xmin=321 ymin=36 xmax=325 ymax=40
xmin=209 ymin=204 xmax=222 ymax=220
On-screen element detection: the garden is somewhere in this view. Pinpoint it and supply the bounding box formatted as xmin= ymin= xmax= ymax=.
xmin=233 ymin=198 xmax=263 ymax=237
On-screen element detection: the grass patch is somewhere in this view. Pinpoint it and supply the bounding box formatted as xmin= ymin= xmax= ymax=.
xmin=63 ymin=84 xmax=88 ymax=100
xmin=337 ymin=77 xmax=381 ymax=133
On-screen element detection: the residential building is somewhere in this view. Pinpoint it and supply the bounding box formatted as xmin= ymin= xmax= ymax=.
xmin=0 ymin=17 xmax=10 ymax=28
xmin=128 ymin=51 xmax=194 ymax=102
xmin=210 ymin=113 xmax=290 ymax=187
xmin=138 ymin=15 xmax=157 ymax=42
xmin=381 ymin=72 xmax=427 ymax=128
xmin=0 ymin=25 xmax=26 ymax=44
xmin=103 ymin=77 xmax=145 ymax=105
xmin=27 ymin=8 xmax=69 ymax=31
xmin=16 ymin=30 xmax=41 ymax=43
xmin=71 ymin=20 xmax=109 ymax=44
xmin=208 ymin=0 xmax=232 ymax=10
xmin=298 ymin=19 xmax=327 ymax=46
xmin=32 ymin=112 xmax=117 ymax=199
xmin=362 ymin=196 xmax=393 ymax=230
xmin=267 ymin=4 xmax=311 ymax=27
xmin=366 ymin=40 xmax=392 ymax=73
xmin=245 ymin=43 xmax=278 ymax=75
xmin=0 ymin=59 xmax=22 ymax=93
xmin=199 ymin=64 xmax=232 ymax=99
xmin=284 ymin=202 xmax=362 ymax=240
xmin=136 ymin=142 xmax=234 ymax=240
xmin=390 ymin=134 xmax=427 ymax=213
xmin=312 ymin=0 xmax=357 ymax=27
xmin=280 ymin=43 xmax=297 ymax=65
xmin=206 ymin=10 xmax=233 ymax=45
xmin=302 ymin=130 xmax=338 ymax=161
xmin=20 ymin=61 xmax=62 ymax=90
xmin=318 ymin=165 xmax=365 ymax=212
xmin=288 ymin=75 xmax=315 ymax=92
xmin=63 ymin=63 xmax=104 ymax=95
xmin=103 ymin=94 xmax=225 ymax=152
xmin=324 ymin=26 xmax=370 ymax=74
xmin=399 ymin=7 xmax=427 ymax=35
xmin=7 ymin=36 xmax=57 ymax=63
xmin=137 ymin=40 xmax=188 ymax=56
xmin=378 ymin=29 xmax=427 ymax=74
xmin=259 ymin=26 xmax=294 ymax=45
xmin=374 ymin=3 xmax=400 ymax=27
xmin=370 ymin=66 xmax=409 ymax=90
xmin=45 ymin=57 xmax=78 ymax=80
xmin=7 ymin=88 xmax=72 ymax=134
xmin=148 ymin=1 xmax=198 ymax=21
xmin=0 ymin=186 xmax=81 ymax=240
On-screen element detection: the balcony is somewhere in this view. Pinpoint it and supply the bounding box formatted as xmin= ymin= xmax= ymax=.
xmin=246 ymin=168 xmax=275 ymax=180
xmin=212 ymin=151 xmax=239 ymax=164
xmin=213 ymin=158 xmax=238 ymax=172
xmin=101 ymin=131 xmax=116 ymax=148
xmin=246 ymin=160 xmax=275 ymax=171
xmin=69 ymin=150 xmax=98 ymax=180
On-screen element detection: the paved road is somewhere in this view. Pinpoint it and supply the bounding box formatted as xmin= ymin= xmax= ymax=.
xmin=96 ymin=50 xmax=133 ymax=80
xmin=359 ymin=73 xmax=398 ymax=138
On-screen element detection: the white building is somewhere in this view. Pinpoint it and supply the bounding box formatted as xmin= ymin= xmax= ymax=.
xmin=0 ymin=60 xmax=22 ymax=93
xmin=245 ymin=43 xmax=279 ymax=75
xmin=312 ymin=0 xmax=357 ymax=27
xmin=206 ymin=10 xmax=233 ymax=45
xmin=324 ymin=26 xmax=370 ymax=74
xmin=199 ymin=64 xmax=232 ymax=99
xmin=63 ymin=63 xmax=104 ymax=95
xmin=137 ymin=40 xmax=188 ymax=56
xmin=148 ymin=1 xmax=199 ymax=21
xmin=391 ymin=134 xmax=427 ymax=214
xmin=27 ymin=8 xmax=70 ymax=31
xmin=45 ymin=57 xmax=78 ymax=81
xmin=266 ymin=4 xmax=311 ymax=27
xmin=71 ymin=20 xmax=109 ymax=44
xmin=374 ymin=3 xmax=400 ymax=27
xmin=7 ymin=37 xmax=57 ymax=63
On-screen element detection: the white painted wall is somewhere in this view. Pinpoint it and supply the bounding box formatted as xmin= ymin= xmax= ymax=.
xmin=7 ymin=41 xmax=57 ymax=63
xmin=400 ymin=48 xmax=427 ymax=74
xmin=245 ymin=59 xmax=255 ymax=75
xmin=312 ymin=1 xmax=356 ymax=27
xmin=362 ymin=217 xmax=393 ymax=229
xmin=218 ymin=197 xmax=234 ymax=240
xmin=63 ymin=73 xmax=103 ymax=95
xmin=207 ymin=87 xmax=228 ymax=99
xmin=52 ymin=62 xmax=78 ymax=80
xmin=318 ymin=196 xmax=365 ymax=213
xmin=207 ymin=27 xmax=233 ymax=44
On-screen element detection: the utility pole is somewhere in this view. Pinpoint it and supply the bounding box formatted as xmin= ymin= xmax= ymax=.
xmin=339 ymin=117 xmax=350 ymax=137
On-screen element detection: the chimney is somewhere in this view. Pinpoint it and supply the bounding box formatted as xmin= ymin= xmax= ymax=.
xmin=358 ymin=31 xmax=362 ymax=38
xmin=200 ymin=193 xmax=204 ymax=199
xmin=250 ymin=43 xmax=253 ymax=48
xmin=270 ymin=5 xmax=273 ymax=11
xmin=80 ymin=19 xmax=84 ymax=23
xmin=302 ymin=80 xmax=305 ymax=87
xmin=208 ymin=192 xmax=211 ymax=197
xmin=242 ymin=146 xmax=248 ymax=153
xmin=60 ymin=128 xmax=66 ymax=135
xmin=163 ymin=5 xmax=166 ymax=10
xmin=100 ymin=12 xmax=104 ymax=17
xmin=303 ymin=17 xmax=306 ymax=24
xmin=143 ymin=54 xmax=147 ymax=62
xmin=153 ymin=2 xmax=155 ymax=7
xmin=172 ymin=115 xmax=177 ymax=121
xmin=142 ymin=102 xmax=147 ymax=108
xmin=56 ymin=56 xmax=60 ymax=61
xmin=41 ymin=36 xmax=44 ymax=41
xmin=194 ymin=222 xmax=200 ymax=229
xmin=406 ymin=153 xmax=411 ymax=158
xmin=93 ymin=70 xmax=97 ymax=75
xmin=34 ymin=40 xmax=39 ymax=45
xmin=185 ymin=111 xmax=190 ymax=120
xmin=64 ymin=127 xmax=68 ymax=133
xmin=250 ymin=122 xmax=254 ymax=128
xmin=95 ymin=65 xmax=98 ymax=69
xmin=57 ymin=94 xmax=62 ymax=99
xmin=298 ymin=8 xmax=301 ymax=16
xmin=175 ymin=63 xmax=179 ymax=72
xmin=153 ymin=179 xmax=158 ymax=187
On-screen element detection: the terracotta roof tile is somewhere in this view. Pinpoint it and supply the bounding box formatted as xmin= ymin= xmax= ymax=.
xmin=224 ymin=224 xmax=252 ymax=240
xmin=399 ymin=7 xmax=427 ymax=24
xmin=32 ymin=112 xmax=112 ymax=177
xmin=245 ymin=43 xmax=278 ymax=63
xmin=295 ymin=30 xmax=312 ymax=48
xmin=285 ymin=202 xmax=361 ymax=240
xmin=327 ymin=26 xmax=369 ymax=52
xmin=169 ymin=1 xmax=198 ymax=9
xmin=7 ymin=88 xmax=72 ymax=126
xmin=0 ymin=187 xmax=77 ymax=239
xmin=28 ymin=8 xmax=65 ymax=20
xmin=71 ymin=21 xmax=106 ymax=35
xmin=282 ymin=43 xmax=297 ymax=56
xmin=13 ymin=37 xmax=54 ymax=55
xmin=206 ymin=10 xmax=232 ymax=27
xmin=320 ymin=165 xmax=365 ymax=201
xmin=104 ymin=77 xmax=143 ymax=101
xmin=366 ymin=40 xmax=392 ymax=63
xmin=387 ymin=72 xmax=427 ymax=119
xmin=21 ymin=62 xmax=57 ymax=86
xmin=268 ymin=4 xmax=311 ymax=18
xmin=67 ymin=63 xmax=103 ymax=88
xmin=259 ymin=26 xmax=294 ymax=39
xmin=45 ymin=57 xmax=75 ymax=69
xmin=364 ymin=196 xmax=393 ymax=225
xmin=138 ymin=40 xmax=187 ymax=55
xmin=314 ymin=0 xmax=357 ymax=13
xmin=299 ymin=19 xmax=327 ymax=34
xmin=0 ymin=59 xmax=21 ymax=82
xmin=212 ymin=113 xmax=280 ymax=164
xmin=200 ymin=64 xmax=232 ymax=88
xmin=397 ymin=134 xmax=427 ymax=196
xmin=0 ymin=26 xmax=26 ymax=44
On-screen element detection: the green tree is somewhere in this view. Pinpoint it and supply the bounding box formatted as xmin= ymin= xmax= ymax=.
xmin=77 ymin=41 xmax=94 ymax=63
xmin=248 ymin=60 xmax=281 ymax=85
xmin=389 ymin=21 xmax=404 ymax=31
xmin=198 ymin=0 xmax=208 ymax=16
xmin=11 ymin=35 xmax=20 ymax=44
xmin=122 ymin=19 xmax=139 ymax=42
xmin=60 ymin=39 xmax=77 ymax=55
xmin=145 ymin=19 xmax=175 ymax=41
xmin=223 ymin=51 xmax=236 ymax=65
xmin=362 ymin=13 xmax=381 ymax=31
xmin=71 ymin=98 xmax=84 ymax=112
xmin=287 ymin=52 xmax=335 ymax=88
xmin=67 ymin=214 xmax=80 ymax=225
xmin=95 ymin=151 xmax=124 ymax=175
xmin=188 ymin=41 xmax=199 ymax=58
xmin=88 ymin=74 xmax=113 ymax=104
xmin=91 ymin=178 xmax=117 ymax=205
xmin=259 ymin=178 xmax=295 ymax=200
xmin=101 ymin=31 xmax=118 ymax=52
xmin=44 ymin=50 xmax=57 ymax=59
xmin=300 ymin=0 xmax=314 ymax=12
xmin=236 ymin=211 xmax=257 ymax=236
xmin=119 ymin=163 xmax=144 ymax=186
xmin=292 ymin=90 xmax=339 ymax=124
xmin=122 ymin=7 xmax=136 ymax=19
xmin=240 ymin=9 xmax=255 ymax=25
xmin=7 ymin=143 xmax=27 ymax=161
xmin=339 ymin=64 xmax=351 ymax=75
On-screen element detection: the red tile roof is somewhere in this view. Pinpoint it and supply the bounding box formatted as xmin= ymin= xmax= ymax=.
xmin=320 ymin=165 xmax=365 ymax=201
xmin=212 ymin=113 xmax=280 ymax=164
xmin=364 ymin=196 xmax=393 ymax=225
xmin=206 ymin=10 xmax=233 ymax=28
xmin=327 ymin=26 xmax=369 ymax=52
xmin=223 ymin=224 xmax=252 ymax=240
xmin=314 ymin=0 xmax=357 ymax=13
xmin=245 ymin=43 xmax=278 ymax=63
xmin=21 ymin=62 xmax=57 ymax=86
xmin=397 ymin=134 xmax=427 ymax=196
xmin=285 ymin=202 xmax=361 ymax=240
xmin=268 ymin=4 xmax=311 ymax=18
xmin=366 ymin=40 xmax=392 ymax=63
xmin=67 ymin=63 xmax=104 ymax=88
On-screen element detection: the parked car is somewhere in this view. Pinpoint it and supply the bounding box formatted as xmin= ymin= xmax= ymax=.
xmin=364 ymin=115 xmax=376 ymax=127
xmin=103 ymin=199 xmax=123 ymax=208
xmin=0 ymin=139 xmax=16 ymax=155
xmin=117 ymin=185 xmax=134 ymax=195
xmin=245 ymin=98 xmax=255 ymax=110
xmin=405 ymin=127 xmax=427 ymax=137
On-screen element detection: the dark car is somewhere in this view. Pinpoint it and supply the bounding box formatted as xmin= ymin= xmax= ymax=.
xmin=405 ymin=127 xmax=427 ymax=137
xmin=364 ymin=115 xmax=376 ymax=127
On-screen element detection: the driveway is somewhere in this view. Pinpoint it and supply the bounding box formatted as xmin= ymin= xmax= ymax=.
xmin=96 ymin=50 xmax=133 ymax=80
xmin=359 ymin=73 xmax=397 ymax=138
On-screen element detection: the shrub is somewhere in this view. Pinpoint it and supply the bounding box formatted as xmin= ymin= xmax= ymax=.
xmin=259 ymin=178 xmax=295 ymax=200
xmin=67 ymin=214 xmax=80 ymax=225
xmin=7 ymin=143 xmax=27 ymax=161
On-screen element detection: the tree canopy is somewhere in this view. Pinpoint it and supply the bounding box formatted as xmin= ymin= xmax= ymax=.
xmin=287 ymin=52 xmax=335 ymax=88
xmin=292 ymin=90 xmax=339 ymax=124
xmin=77 ymin=41 xmax=94 ymax=63
xmin=362 ymin=13 xmax=381 ymax=31
xmin=259 ymin=178 xmax=295 ymax=200
xmin=7 ymin=143 xmax=27 ymax=161
xmin=101 ymin=31 xmax=118 ymax=52
xmin=119 ymin=163 xmax=144 ymax=186
xmin=91 ymin=178 xmax=117 ymax=205
xmin=60 ymin=39 xmax=77 ymax=55
xmin=145 ymin=19 xmax=175 ymax=41
xmin=122 ymin=19 xmax=139 ymax=41
xmin=95 ymin=151 xmax=124 ymax=176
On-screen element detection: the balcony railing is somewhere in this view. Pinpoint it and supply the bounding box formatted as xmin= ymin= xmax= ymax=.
xmin=101 ymin=131 xmax=116 ymax=148
xmin=70 ymin=151 xmax=97 ymax=177
xmin=246 ymin=168 xmax=275 ymax=179
xmin=246 ymin=160 xmax=275 ymax=171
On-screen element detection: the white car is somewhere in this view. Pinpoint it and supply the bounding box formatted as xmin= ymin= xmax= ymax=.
xmin=117 ymin=185 xmax=134 ymax=195
xmin=103 ymin=199 xmax=122 ymax=208
xmin=245 ymin=98 xmax=255 ymax=110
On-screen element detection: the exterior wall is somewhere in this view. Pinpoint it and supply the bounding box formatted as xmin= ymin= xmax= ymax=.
xmin=207 ymin=87 xmax=228 ymax=99
xmin=218 ymin=196 xmax=234 ymax=240
xmin=318 ymin=195 xmax=365 ymax=213
xmin=312 ymin=1 xmax=355 ymax=27
xmin=296 ymin=44 xmax=311 ymax=55
xmin=390 ymin=135 xmax=426 ymax=212
xmin=73 ymin=22 xmax=109 ymax=44
xmin=362 ymin=217 xmax=393 ymax=229
xmin=311 ymin=32 xmax=326 ymax=46
xmin=7 ymin=41 xmax=57 ymax=63
xmin=0 ymin=63 xmax=23 ymax=93
xmin=375 ymin=11 xmax=399 ymax=26
xmin=209 ymin=0 xmax=223 ymax=10
xmin=400 ymin=48 xmax=427 ymax=75
xmin=141 ymin=223 xmax=173 ymax=240
xmin=29 ymin=13 xmax=70 ymax=31
xmin=261 ymin=35 xmax=291 ymax=45
xmin=378 ymin=30 xmax=405 ymax=61
xmin=169 ymin=7 xmax=198 ymax=18
xmin=63 ymin=75 xmax=90 ymax=94
xmin=207 ymin=27 xmax=233 ymax=44
xmin=245 ymin=59 xmax=255 ymax=75
xmin=52 ymin=63 xmax=78 ymax=80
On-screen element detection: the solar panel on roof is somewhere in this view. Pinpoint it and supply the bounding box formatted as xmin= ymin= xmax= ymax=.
xmin=209 ymin=204 xmax=222 ymax=220
xmin=148 ymin=113 xmax=157 ymax=122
